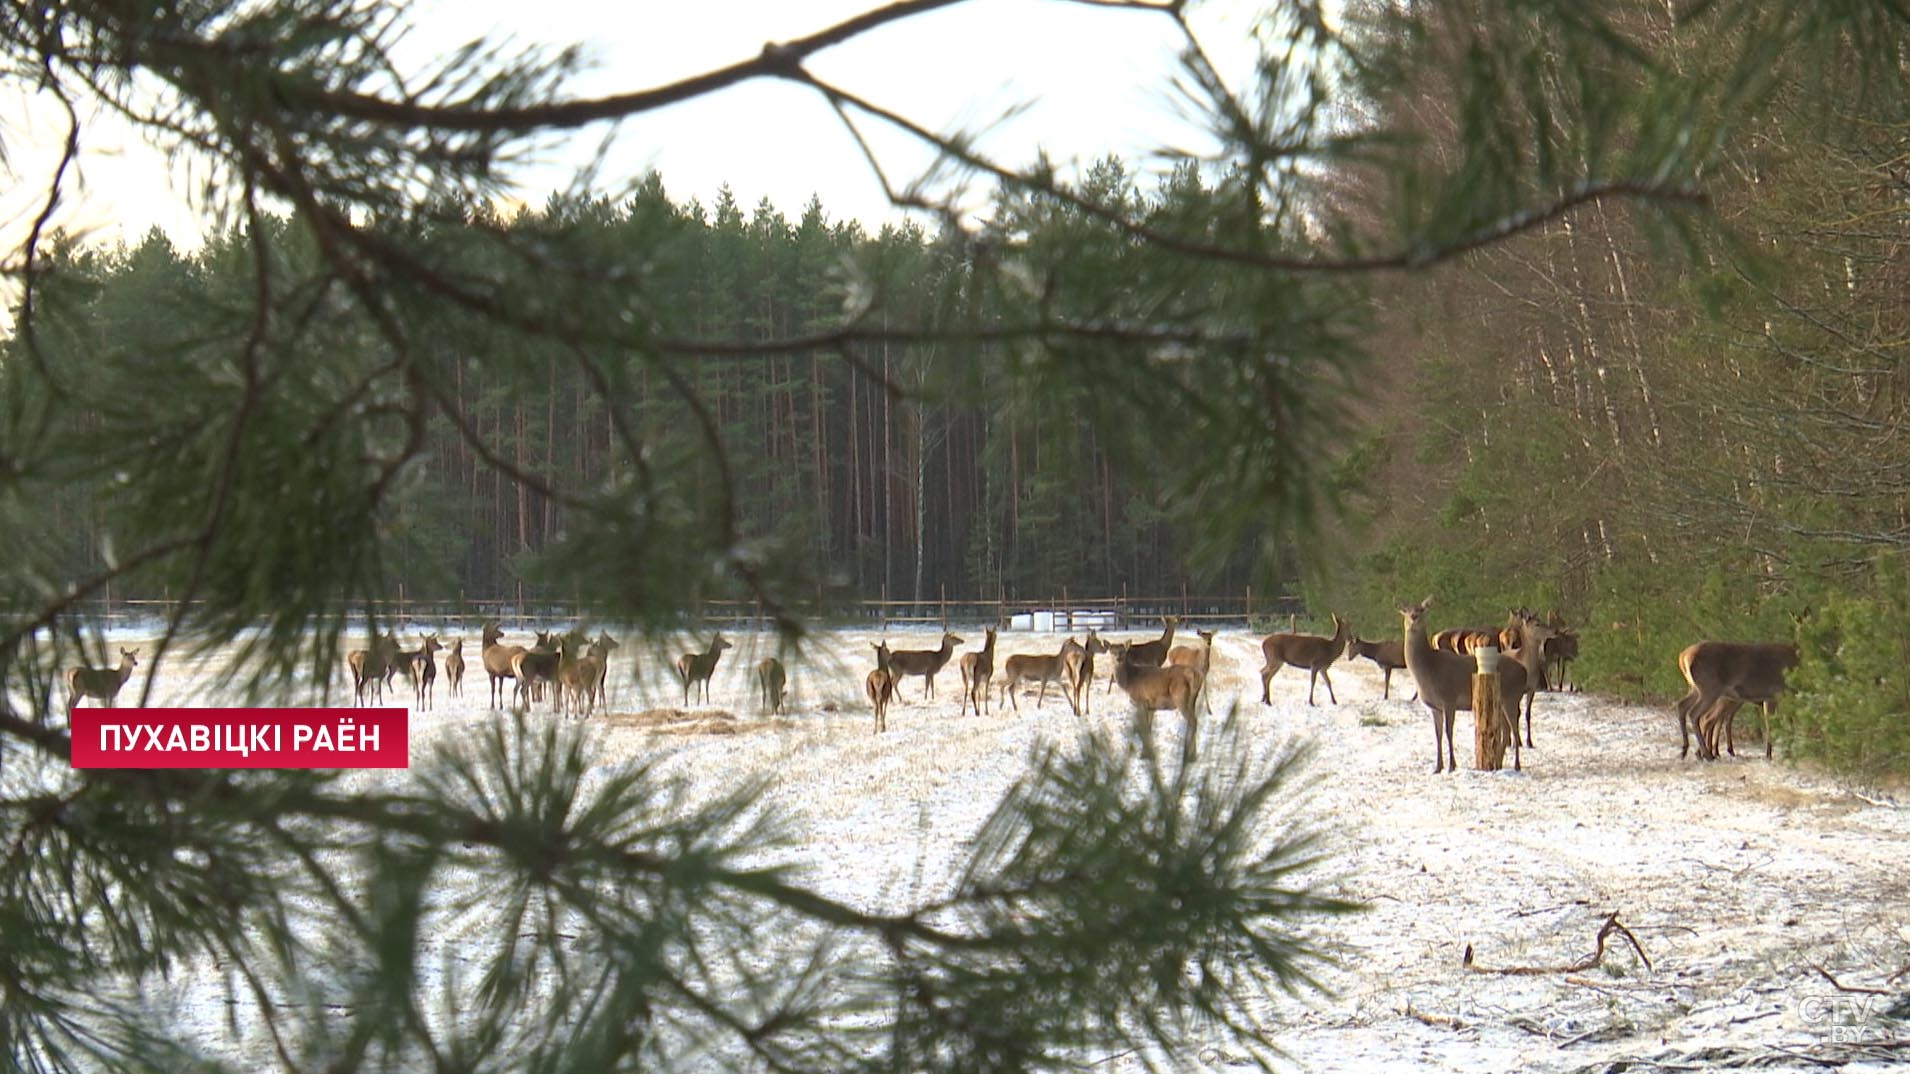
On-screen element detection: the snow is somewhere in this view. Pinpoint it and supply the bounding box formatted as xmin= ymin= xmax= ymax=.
xmin=65 ymin=624 xmax=1910 ymax=1071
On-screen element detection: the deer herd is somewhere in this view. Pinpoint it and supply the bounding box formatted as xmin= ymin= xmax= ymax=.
xmin=53 ymin=604 xmax=1803 ymax=774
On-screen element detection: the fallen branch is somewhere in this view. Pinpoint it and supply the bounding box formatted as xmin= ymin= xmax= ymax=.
xmin=1570 ymin=1039 xmax=1910 ymax=1073
xmin=1402 ymin=1003 xmax=1468 ymax=1030
xmin=1465 ymin=912 xmax=1652 ymax=975
xmin=1812 ymin=963 xmax=1897 ymax=997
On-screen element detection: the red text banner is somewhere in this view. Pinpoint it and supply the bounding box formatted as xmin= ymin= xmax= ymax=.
xmin=70 ymin=709 xmax=409 ymax=769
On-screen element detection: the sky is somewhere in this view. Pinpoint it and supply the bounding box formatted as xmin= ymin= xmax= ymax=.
xmin=2 ymin=0 xmax=1274 ymax=252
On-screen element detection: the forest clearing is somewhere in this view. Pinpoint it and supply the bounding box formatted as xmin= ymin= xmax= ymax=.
xmin=90 ymin=623 xmax=1910 ymax=1073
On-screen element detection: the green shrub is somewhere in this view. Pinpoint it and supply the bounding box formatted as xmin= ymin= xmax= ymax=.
xmin=1786 ymin=563 xmax=1910 ymax=775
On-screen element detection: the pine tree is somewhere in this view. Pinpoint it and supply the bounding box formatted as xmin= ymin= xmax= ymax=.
xmin=2 ymin=1 xmax=1903 ymax=1070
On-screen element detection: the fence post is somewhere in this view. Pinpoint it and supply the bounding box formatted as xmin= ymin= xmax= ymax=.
xmin=940 ymin=583 xmax=948 ymax=629
xmin=1473 ymin=647 xmax=1510 ymax=770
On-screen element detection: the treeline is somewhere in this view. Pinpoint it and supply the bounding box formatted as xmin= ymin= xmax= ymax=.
xmin=1318 ymin=2 xmax=1910 ymax=773
xmin=14 ymin=166 xmax=1299 ymax=611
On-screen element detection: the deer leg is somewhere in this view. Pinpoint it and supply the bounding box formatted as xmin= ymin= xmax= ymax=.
xmin=1430 ymin=706 xmax=1447 ymax=774
xmin=1380 ymin=669 xmax=1391 ymax=701
xmin=1762 ymin=700 xmax=1776 ymax=760
xmin=1260 ymin=663 xmax=1275 ymax=705
xmin=1321 ymin=667 xmax=1337 ymax=705
xmin=1697 ymin=697 xmax=1732 ymax=760
xmin=1523 ymin=691 xmax=1536 ymax=748
xmin=1675 ymin=693 xmax=1696 ymax=759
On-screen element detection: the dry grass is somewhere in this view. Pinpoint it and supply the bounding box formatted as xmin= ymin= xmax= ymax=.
xmin=596 ymin=708 xmax=798 ymax=737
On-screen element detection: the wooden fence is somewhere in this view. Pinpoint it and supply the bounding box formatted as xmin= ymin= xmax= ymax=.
xmin=55 ymin=587 xmax=1307 ymax=634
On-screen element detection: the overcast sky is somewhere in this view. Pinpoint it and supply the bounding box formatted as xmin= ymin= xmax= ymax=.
xmin=3 ymin=0 xmax=1272 ymax=251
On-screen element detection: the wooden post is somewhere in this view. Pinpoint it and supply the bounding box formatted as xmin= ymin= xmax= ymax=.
xmin=1473 ymin=648 xmax=1510 ymax=771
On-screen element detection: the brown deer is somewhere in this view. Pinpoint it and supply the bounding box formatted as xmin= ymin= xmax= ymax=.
xmin=393 ymin=633 xmax=442 ymax=711
xmin=1001 ymin=639 xmax=1077 ymax=714
xmin=676 ymin=633 xmax=733 ymax=706
xmin=758 ymin=657 xmax=787 ymax=715
xmin=1675 ymin=641 xmax=1799 ymax=761
xmin=886 ymin=631 xmax=963 ymax=702
xmin=481 ymin=621 xmax=525 ymax=709
xmin=66 ymin=647 xmax=140 ymax=715
xmin=1502 ymin=612 xmax=1558 ymax=747
xmin=557 ymin=642 xmax=603 ymax=718
xmin=347 ymin=634 xmax=400 ymax=706
xmin=959 ymin=627 xmax=998 ymax=717
xmin=1345 ymin=634 xmax=1410 ymax=700
xmin=1062 ymin=629 xmax=1108 ymax=715
xmin=444 ymin=638 xmax=465 ymax=698
xmin=589 ymin=632 xmax=622 ymax=708
xmin=1545 ymin=623 xmax=1580 ymax=692
xmin=1259 ymin=614 xmax=1351 ymax=706
xmin=1400 ymin=597 xmax=1527 ymax=774
xmin=1431 ymin=626 xmax=1501 ymax=655
xmin=867 ymin=641 xmax=896 ymax=733
xmin=1168 ymin=629 xmax=1218 ymax=714
xmin=1110 ymin=641 xmax=1203 ymax=764
xmin=1108 ymin=617 xmax=1178 ymax=696
xmin=511 ymin=631 xmax=561 ymax=710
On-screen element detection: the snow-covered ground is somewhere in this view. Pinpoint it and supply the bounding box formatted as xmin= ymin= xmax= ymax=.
xmin=78 ymin=624 xmax=1910 ymax=1071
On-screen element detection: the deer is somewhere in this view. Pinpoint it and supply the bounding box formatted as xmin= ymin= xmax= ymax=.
xmin=1108 ymin=617 xmax=1179 ymax=696
xmin=959 ymin=627 xmax=997 ymax=717
xmin=886 ymin=631 xmax=963 ymax=702
xmin=1168 ymin=629 xmax=1218 ymax=714
xmin=758 ymin=657 xmax=787 ymax=715
xmin=1001 ymin=639 xmax=1079 ymax=714
xmin=1545 ymin=625 xmax=1580 ymax=692
xmin=481 ymin=620 xmax=525 ymax=709
xmin=1259 ymin=614 xmax=1351 ymax=706
xmin=1110 ymin=641 xmax=1203 ymax=765
xmin=511 ymin=631 xmax=561 ymax=711
xmin=1062 ymin=629 xmax=1108 ymax=715
xmin=393 ymin=633 xmax=443 ymax=711
xmin=347 ymin=634 xmax=401 ymax=706
xmin=1492 ymin=611 xmax=1558 ymax=748
xmin=676 ymin=632 xmax=733 ymax=706
xmin=444 ymin=638 xmax=465 ymax=698
xmin=1400 ymin=597 xmax=1528 ymax=774
xmin=1431 ymin=626 xmax=1501 ymax=655
xmin=589 ymin=632 xmax=622 ymax=708
xmin=556 ymin=645 xmax=602 ymax=718
xmin=65 ymin=647 xmax=140 ymax=715
xmin=1345 ymin=634 xmax=1410 ymax=700
xmin=1674 ymin=641 xmax=1799 ymax=761
xmin=867 ymin=641 xmax=896 ymax=733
